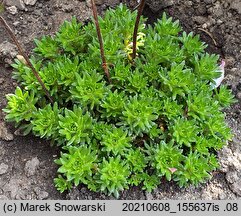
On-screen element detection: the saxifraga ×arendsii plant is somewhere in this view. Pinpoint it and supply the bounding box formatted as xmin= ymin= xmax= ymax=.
xmin=2 ymin=0 xmax=236 ymax=198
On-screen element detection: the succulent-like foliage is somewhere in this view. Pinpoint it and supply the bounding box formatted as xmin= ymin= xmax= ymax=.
xmin=159 ymin=62 xmax=196 ymax=99
xmin=92 ymin=122 xmax=113 ymax=141
xmin=56 ymin=17 xmax=90 ymax=55
xmin=32 ymin=103 xmax=60 ymax=139
xmin=151 ymin=141 xmax=184 ymax=181
xmin=100 ymin=90 xmax=127 ymax=118
xmin=192 ymin=53 xmax=220 ymax=81
xmin=12 ymin=58 xmax=42 ymax=93
xmin=54 ymin=175 xmax=72 ymax=193
xmin=174 ymin=151 xmax=219 ymax=187
xmin=58 ymin=106 xmax=93 ymax=145
xmin=55 ymin=56 xmax=80 ymax=87
xmin=55 ymin=145 xmax=98 ymax=190
xmin=127 ymin=69 xmax=148 ymax=93
xmin=3 ymin=87 xmax=37 ymax=123
xmin=4 ymin=5 xmax=236 ymax=198
xmin=120 ymin=95 xmax=159 ymax=135
xmin=70 ymin=72 xmax=109 ymax=110
xmin=101 ymin=127 xmax=132 ymax=155
xmin=154 ymin=12 xmax=181 ymax=36
xmin=142 ymin=174 xmax=160 ymax=192
xmin=97 ymin=156 xmax=130 ymax=197
xmin=181 ymin=32 xmax=207 ymax=56
xmin=204 ymin=113 xmax=232 ymax=141
xmin=171 ymin=118 xmax=199 ymax=147
xmin=126 ymin=148 xmax=147 ymax=172
xmin=214 ymin=86 xmax=237 ymax=108
xmin=187 ymin=87 xmax=218 ymax=120
xmin=161 ymin=98 xmax=183 ymax=120
xmin=34 ymin=36 xmax=60 ymax=58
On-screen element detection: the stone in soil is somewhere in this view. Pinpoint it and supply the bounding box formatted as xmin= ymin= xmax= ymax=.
xmin=3 ymin=175 xmax=27 ymax=199
xmin=0 ymin=78 xmax=4 ymax=84
xmin=34 ymin=187 xmax=49 ymax=200
xmin=0 ymin=41 xmax=18 ymax=66
xmin=5 ymin=0 xmax=25 ymax=10
xmin=230 ymin=0 xmax=241 ymax=14
xmin=218 ymin=125 xmax=241 ymax=196
xmin=0 ymin=122 xmax=14 ymax=141
xmin=23 ymin=0 xmax=38 ymax=6
xmin=94 ymin=0 xmax=120 ymax=6
xmin=231 ymin=180 xmax=241 ymax=196
xmin=193 ymin=16 xmax=208 ymax=25
xmin=0 ymin=195 xmax=9 ymax=200
xmin=146 ymin=0 xmax=174 ymax=12
xmin=204 ymin=0 xmax=213 ymax=4
xmin=6 ymin=6 xmax=18 ymax=15
xmin=24 ymin=157 xmax=40 ymax=177
xmin=0 ymin=163 xmax=8 ymax=175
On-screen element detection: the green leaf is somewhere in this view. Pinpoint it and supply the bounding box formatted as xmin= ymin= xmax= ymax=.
xmin=97 ymin=156 xmax=130 ymax=198
xmin=3 ymin=87 xmax=37 ymax=123
xmin=214 ymin=85 xmax=237 ymax=108
xmin=55 ymin=145 xmax=98 ymax=189
xmin=58 ymin=106 xmax=93 ymax=145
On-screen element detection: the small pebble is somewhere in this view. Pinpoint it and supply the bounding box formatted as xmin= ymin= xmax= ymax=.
xmin=0 ymin=78 xmax=4 ymax=84
xmin=23 ymin=0 xmax=38 ymax=6
xmin=217 ymin=19 xmax=223 ymax=25
xmin=0 ymin=122 xmax=14 ymax=141
xmin=24 ymin=157 xmax=40 ymax=177
xmin=204 ymin=0 xmax=213 ymax=4
xmin=0 ymin=163 xmax=8 ymax=175
xmin=7 ymin=6 xmax=18 ymax=15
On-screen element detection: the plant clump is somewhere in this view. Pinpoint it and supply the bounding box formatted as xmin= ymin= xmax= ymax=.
xmin=3 ymin=5 xmax=236 ymax=198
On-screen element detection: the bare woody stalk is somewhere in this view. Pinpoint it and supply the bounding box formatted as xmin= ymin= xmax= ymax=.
xmin=132 ymin=0 xmax=146 ymax=60
xmin=90 ymin=0 xmax=111 ymax=83
xmin=0 ymin=16 xmax=54 ymax=104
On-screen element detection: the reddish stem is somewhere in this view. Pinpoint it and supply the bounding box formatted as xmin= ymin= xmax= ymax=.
xmin=132 ymin=0 xmax=146 ymax=60
xmin=90 ymin=0 xmax=111 ymax=83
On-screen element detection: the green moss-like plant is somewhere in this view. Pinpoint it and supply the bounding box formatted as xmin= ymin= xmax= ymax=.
xmin=3 ymin=4 xmax=236 ymax=198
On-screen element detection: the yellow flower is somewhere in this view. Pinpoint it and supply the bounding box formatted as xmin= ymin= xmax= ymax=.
xmin=124 ymin=28 xmax=146 ymax=61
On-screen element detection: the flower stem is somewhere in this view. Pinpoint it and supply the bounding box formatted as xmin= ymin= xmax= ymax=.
xmin=0 ymin=16 xmax=54 ymax=104
xmin=132 ymin=0 xmax=146 ymax=61
xmin=90 ymin=0 xmax=111 ymax=83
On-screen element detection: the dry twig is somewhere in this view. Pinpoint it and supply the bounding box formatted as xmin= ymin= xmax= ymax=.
xmin=197 ymin=27 xmax=217 ymax=47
